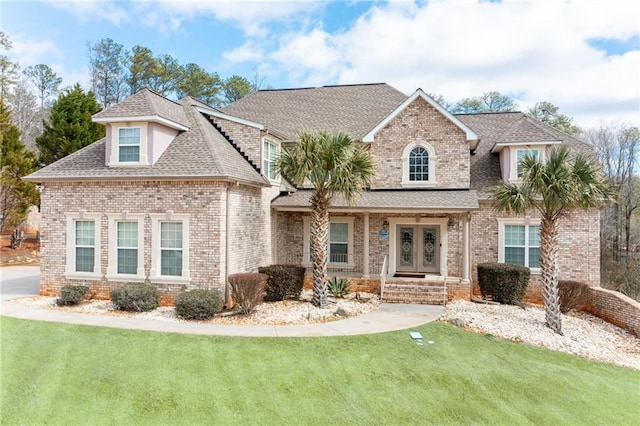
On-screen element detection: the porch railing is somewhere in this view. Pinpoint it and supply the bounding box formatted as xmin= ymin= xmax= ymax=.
xmin=276 ymin=252 xmax=364 ymax=276
xmin=380 ymin=255 xmax=388 ymax=300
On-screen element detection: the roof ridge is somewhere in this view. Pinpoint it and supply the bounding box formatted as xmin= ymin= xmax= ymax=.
xmin=139 ymin=87 xmax=183 ymax=108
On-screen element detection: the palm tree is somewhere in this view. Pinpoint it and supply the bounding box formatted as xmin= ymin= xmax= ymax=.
xmin=491 ymin=145 xmax=615 ymax=334
xmin=276 ymin=131 xmax=375 ymax=308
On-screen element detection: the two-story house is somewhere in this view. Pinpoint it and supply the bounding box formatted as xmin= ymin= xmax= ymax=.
xmin=26 ymin=83 xmax=600 ymax=304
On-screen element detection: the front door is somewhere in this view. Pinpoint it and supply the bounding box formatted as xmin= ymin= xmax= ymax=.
xmin=396 ymin=225 xmax=440 ymax=274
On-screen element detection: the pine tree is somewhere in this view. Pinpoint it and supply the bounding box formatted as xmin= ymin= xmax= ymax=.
xmin=0 ymin=100 xmax=39 ymax=230
xmin=35 ymin=84 xmax=104 ymax=166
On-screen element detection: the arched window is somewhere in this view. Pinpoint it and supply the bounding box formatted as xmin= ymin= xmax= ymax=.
xmin=402 ymin=142 xmax=436 ymax=186
xmin=409 ymin=147 xmax=429 ymax=181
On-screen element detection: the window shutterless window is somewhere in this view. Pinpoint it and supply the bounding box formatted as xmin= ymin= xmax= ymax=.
xmin=515 ymin=148 xmax=540 ymax=178
xmin=263 ymin=139 xmax=278 ymax=180
xmin=118 ymin=127 xmax=141 ymax=162
xmin=75 ymin=220 xmax=95 ymax=273
xmin=160 ymin=222 xmax=183 ymax=276
xmin=409 ymin=147 xmax=429 ymax=181
xmin=503 ymin=224 xmax=540 ymax=268
xmin=116 ymin=221 xmax=138 ymax=274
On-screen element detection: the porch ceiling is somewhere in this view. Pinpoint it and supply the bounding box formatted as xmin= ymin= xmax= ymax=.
xmin=272 ymin=189 xmax=480 ymax=212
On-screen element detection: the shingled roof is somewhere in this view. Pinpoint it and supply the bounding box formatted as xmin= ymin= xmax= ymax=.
xmin=25 ymin=94 xmax=268 ymax=186
xmin=220 ymin=83 xmax=407 ymax=141
xmin=457 ymin=112 xmax=591 ymax=198
xmin=93 ymin=88 xmax=188 ymax=129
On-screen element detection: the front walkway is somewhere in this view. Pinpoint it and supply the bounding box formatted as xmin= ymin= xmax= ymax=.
xmin=0 ymin=265 xmax=445 ymax=337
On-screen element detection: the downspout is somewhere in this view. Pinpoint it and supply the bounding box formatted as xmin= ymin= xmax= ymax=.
xmin=467 ymin=211 xmax=498 ymax=305
xmin=224 ymin=184 xmax=232 ymax=307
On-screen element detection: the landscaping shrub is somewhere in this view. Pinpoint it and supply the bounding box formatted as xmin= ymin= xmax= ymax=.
xmin=175 ymin=289 xmax=223 ymax=320
xmin=558 ymin=280 xmax=591 ymax=313
xmin=110 ymin=283 xmax=159 ymax=312
xmin=477 ymin=263 xmax=530 ymax=306
xmin=228 ymin=273 xmax=267 ymax=315
xmin=327 ymin=277 xmax=351 ymax=298
xmin=258 ymin=264 xmax=305 ymax=301
xmin=56 ymin=285 xmax=89 ymax=306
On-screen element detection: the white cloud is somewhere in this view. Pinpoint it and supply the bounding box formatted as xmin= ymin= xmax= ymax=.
xmin=45 ymin=0 xmax=130 ymax=26
xmin=267 ymin=0 xmax=640 ymax=127
xmin=223 ymin=40 xmax=265 ymax=64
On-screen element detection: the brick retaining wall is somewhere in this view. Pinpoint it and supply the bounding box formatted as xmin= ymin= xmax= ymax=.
xmin=587 ymin=287 xmax=640 ymax=337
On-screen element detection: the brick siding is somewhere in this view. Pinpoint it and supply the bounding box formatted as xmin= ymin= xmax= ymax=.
xmin=39 ymin=180 xmax=272 ymax=304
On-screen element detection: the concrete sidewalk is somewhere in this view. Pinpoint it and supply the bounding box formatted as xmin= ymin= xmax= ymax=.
xmin=0 ymin=265 xmax=445 ymax=337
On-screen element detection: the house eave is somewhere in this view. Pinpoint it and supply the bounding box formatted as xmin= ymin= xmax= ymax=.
xmin=92 ymin=115 xmax=189 ymax=131
xmin=490 ymin=140 xmax=563 ymax=153
xmin=23 ymin=175 xmax=270 ymax=188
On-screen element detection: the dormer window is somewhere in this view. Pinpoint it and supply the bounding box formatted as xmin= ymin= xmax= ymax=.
xmin=118 ymin=128 xmax=141 ymax=162
xmin=515 ymin=148 xmax=540 ymax=178
xmin=402 ymin=142 xmax=436 ymax=187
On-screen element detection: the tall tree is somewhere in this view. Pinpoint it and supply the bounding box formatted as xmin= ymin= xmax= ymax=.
xmin=23 ymin=64 xmax=63 ymax=109
xmin=222 ymin=75 xmax=252 ymax=105
xmin=527 ymin=101 xmax=580 ymax=136
xmin=452 ymin=91 xmax=518 ymax=113
xmin=0 ymin=100 xmax=40 ymax=230
xmin=175 ymin=63 xmax=222 ymax=105
xmin=427 ymin=93 xmax=453 ymax=111
xmin=491 ymin=146 xmax=614 ymax=334
xmin=148 ymin=54 xmax=180 ymax=97
xmin=127 ymin=45 xmax=157 ymax=95
xmin=35 ymin=84 xmax=104 ymax=166
xmin=582 ymin=123 xmax=640 ymax=260
xmin=276 ymin=131 xmax=374 ymax=308
xmin=87 ymin=38 xmax=127 ymax=107
xmin=7 ymin=76 xmax=39 ymax=150
xmin=0 ymin=30 xmax=19 ymax=104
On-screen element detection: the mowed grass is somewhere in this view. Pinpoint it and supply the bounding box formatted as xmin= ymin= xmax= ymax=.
xmin=1 ymin=317 xmax=638 ymax=425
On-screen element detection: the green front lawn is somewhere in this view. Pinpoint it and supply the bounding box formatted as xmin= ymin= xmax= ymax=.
xmin=1 ymin=317 xmax=637 ymax=425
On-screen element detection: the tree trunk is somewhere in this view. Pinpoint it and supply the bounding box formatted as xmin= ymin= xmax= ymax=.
xmin=540 ymin=216 xmax=563 ymax=335
xmin=310 ymin=192 xmax=329 ymax=308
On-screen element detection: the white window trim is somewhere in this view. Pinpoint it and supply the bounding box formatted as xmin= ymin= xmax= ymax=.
xmin=108 ymin=122 xmax=149 ymax=166
xmin=149 ymin=213 xmax=191 ymax=284
xmin=262 ymin=136 xmax=280 ymax=184
xmin=509 ymin=147 xmax=543 ymax=182
xmin=401 ymin=141 xmax=437 ymax=187
xmin=64 ymin=212 xmax=102 ymax=280
xmin=302 ymin=216 xmax=355 ymax=268
xmin=106 ymin=213 xmax=146 ymax=282
xmin=497 ymin=218 xmax=541 ymax=273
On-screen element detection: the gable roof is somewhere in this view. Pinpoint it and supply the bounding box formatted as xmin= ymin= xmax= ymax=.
xmin=25 ymin=95 xmax=268 ymax=186
xmin=362 ymin=89 xmax=479 ymax=149
xmin=93 ymin=88 xmax=189 ymax=130
xmin=221 ymin=83 xmax=407 ymax=141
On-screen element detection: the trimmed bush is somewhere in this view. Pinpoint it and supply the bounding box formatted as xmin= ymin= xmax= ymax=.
xmin=477 ymin=263 xmax=530 ymax=306
xmin=327 ymin=277 xmax=351 ymax=298
xmin=228 ymin=273 xmax=267 ymax=315
xmin=110 ymin=283 xmax=159 ymax=312
xmin=258 ymin=264 xmax=305 ymax=301
xmin=56 ymin=285 xmax=89 ymax=306
xmin=558 ymin=280 xmax=591 ymax=313
xmin=175 ymin=289 xmax=223 ymax=320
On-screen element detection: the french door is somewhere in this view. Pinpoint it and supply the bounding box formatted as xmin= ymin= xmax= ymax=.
xmin=396 ymin=225 xmax=440 ymax=273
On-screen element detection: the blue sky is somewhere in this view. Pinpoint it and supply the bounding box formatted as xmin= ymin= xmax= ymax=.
xmin=2 ymin=0 xmax=639 ymax=128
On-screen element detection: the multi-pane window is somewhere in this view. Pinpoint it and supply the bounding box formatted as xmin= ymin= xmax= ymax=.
xmin=160 ymin=222 xmax=183 ymax=276
xmin=116 ymin=221 xmax=138 ymax=274
xmin=504 ymin=224 xmax=540 ymax=268
xmin=75 ymin=220 xmax=95 ymax=273
xmin=515 ymin=149 xmax=540 ymax=178
xmin=118 ymin=127 xmax=141 ymax=162
xmin=263 ymin=140 xmax=278 ymax=180
xmin=329 ymin=222 xmax=349 ymax=263
xmin=409 ymin=147 xmax=429 ymax=181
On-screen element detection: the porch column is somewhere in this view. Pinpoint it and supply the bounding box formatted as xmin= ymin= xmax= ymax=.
xmin=462 ymin=212 xmax=470 ymax=284
xmin=363 ymin=212 xmax=370 ymax=278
